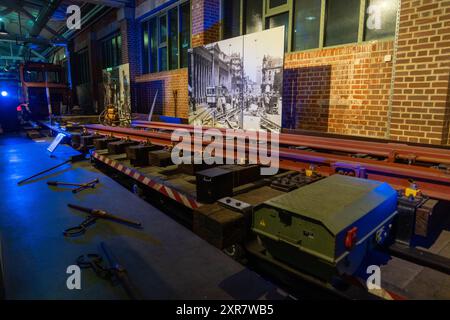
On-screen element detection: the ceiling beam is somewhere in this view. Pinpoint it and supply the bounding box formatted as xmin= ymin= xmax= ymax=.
xmin=29 ymin=0 xmax=63 ymax=37
xmin=0 ymin=55 xmax=24 ymax=60
xmin=0 ymin=34 xmax=65 ymax=46
xmin=2 ymin=0 xmax=61 ymax=38
xmin=0 ymin=8 xmax=14 ymax=17
xmin=30 ymin=48 xmax=46 ymax=60
xmin=79 ymin=0 xmax=130 ymax=8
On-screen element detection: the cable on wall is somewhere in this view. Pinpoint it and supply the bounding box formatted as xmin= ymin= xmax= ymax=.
xmin=386 ymin=0 xmax=402 ymax=140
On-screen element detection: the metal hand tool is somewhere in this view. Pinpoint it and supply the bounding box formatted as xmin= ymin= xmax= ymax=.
xmin=48 ymin=181 xmax=89 ymax=187
xmin=47 ymin=178 xmax=100 ymax=194
xmin=76 ymin=242 xmax=140 ymax=300
xmin=17 ymin=154 xmax=85 ymax=185
xmin=71 ymin=178 xmax=100 ymax=194
xmin=18 ymin=160 xmax=71 ymax=185
xmin=64 ymin=204 xmax=142 ymax=237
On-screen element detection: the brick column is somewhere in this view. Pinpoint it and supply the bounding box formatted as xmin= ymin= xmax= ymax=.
xmin=191 ymin=0 xmax=221 ymax=47
xmin=390 ymin=0 xmax=450 ymax=145
xmin=120 ymin=16 xmax=141 ymax=113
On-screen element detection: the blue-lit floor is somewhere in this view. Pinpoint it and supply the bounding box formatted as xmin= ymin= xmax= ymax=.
xmin=0 ymin=133 xmax=282 ymax=300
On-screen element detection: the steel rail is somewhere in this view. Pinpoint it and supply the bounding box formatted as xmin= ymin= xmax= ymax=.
xmin=131 ymin=121 xmax=450 ymax=165
xmin=84 ymin=124 xmax=450 ymax=201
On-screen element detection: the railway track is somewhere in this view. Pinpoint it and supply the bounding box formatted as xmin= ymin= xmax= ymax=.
xmin=84 ymin=122 xmax=450 ymax=202
xmin=72 ymin=123 xmax=450 ymax=300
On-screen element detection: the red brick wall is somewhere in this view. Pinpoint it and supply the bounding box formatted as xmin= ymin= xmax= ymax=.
xmin=70 ymin=0 xmax=450 ymax=146
xmin=390 ymin=0 xmax=450 ymax=145
xmin=192 ymin=0 xmax=221 ymax=47
xmin=136 ymin=68 xmax=189 ymax=118
xmin=284 ymin=41 xmax=394 ymax=138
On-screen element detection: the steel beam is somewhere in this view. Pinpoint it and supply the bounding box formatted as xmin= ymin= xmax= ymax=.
xmin=132 ymin=121 xmax=450 ymax=166
xmin=2 ymin=0 xmax=61 ymax=38
xmin=80 ymin=0 xmax=130 ymax=8
xmin=0 ymin=34 xmax=64 ymax=46
xmin=29 ymin=0 xmax=63 ymax=37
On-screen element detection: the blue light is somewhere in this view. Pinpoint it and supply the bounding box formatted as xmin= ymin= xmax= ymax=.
xmin=1 ymin=91 xmax=8 ymax=97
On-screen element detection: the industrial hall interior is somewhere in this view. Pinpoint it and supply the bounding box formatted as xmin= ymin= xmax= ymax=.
xmin=1 ymin=0 xmax=450 ymax=302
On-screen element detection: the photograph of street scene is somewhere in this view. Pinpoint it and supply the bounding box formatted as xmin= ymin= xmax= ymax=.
xmin=188 ymin=27 xmax=284 ymax=132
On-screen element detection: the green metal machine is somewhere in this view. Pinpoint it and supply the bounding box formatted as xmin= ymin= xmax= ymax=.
xmin=252 ymin=175 xmax=398 ymax=280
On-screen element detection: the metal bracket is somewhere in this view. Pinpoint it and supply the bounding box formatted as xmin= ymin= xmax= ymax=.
xmin=218 ymin=197 xmax=252 ymax=214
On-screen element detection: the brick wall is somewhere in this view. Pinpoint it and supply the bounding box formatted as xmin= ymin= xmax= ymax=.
xmin=191 ymin=0 xmax=221 ymax=47
xmin=135 ymin=68 xmax=189 ymax=118
xmin=284 ymin=41 xmax=394 ymax=138
xmin=390 ymin=0 xmax=450 ymax=145
xmin=121 ymin=17 xmax=141 ymax=113
xmin=69 ymin=0 xmax=450 ymax=145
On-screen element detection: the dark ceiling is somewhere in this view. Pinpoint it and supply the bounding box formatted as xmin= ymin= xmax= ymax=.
xmin=0 ymin=0 xmax=132 ymax=71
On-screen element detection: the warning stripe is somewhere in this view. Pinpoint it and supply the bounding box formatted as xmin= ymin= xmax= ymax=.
xmin=345 ymin=275 xmax=406 ymax=300
xmin=93 ymin=152 xmax=201 ymax=210
xmin=368 ymin=288 xmax=406 ymax=300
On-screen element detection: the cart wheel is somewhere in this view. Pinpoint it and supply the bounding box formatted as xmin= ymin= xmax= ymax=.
xmin=132 ymin=184 xmax=143 ymax=197
xmin=223 ymin=244 xmax=245 ymax=261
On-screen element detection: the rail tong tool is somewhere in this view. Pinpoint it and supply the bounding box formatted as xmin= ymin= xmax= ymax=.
xmin=64 ymin=204 xmax=142 ymax=237
xmin=17 ymin=153 xmax=85 ymax=185
xmin=77 ymin=242 xmax=141 ymax=300
xmin=47 ymin=178 xmax=100 ymax=194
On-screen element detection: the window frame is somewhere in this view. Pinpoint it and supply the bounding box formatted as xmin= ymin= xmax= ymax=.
xmin=221 ymin=0 xmax=397 ymax=54
xmin=158 ymin=14 xmax=168 ymax=72
xmin=101 ymin=32 xmax=122 ymax=69
xmin=75 ymin=48 xmax=90 ymax=85
xmin=140 ymin=0 xmax=192 ymax=74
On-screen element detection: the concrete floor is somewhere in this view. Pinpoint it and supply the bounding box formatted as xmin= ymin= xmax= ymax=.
xmin=359 ymin=210 xmax=450 ymax=299
xmin=0 ymin=133 xmax=284 ymax=300
xmin=380 ymin=230 xmax=450 ymax=299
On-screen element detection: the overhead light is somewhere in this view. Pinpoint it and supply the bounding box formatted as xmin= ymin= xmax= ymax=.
xmin=1 ymin=91 xmax=8 ymax=97
xmin=0 ymin=21 xmax=8 ymax=35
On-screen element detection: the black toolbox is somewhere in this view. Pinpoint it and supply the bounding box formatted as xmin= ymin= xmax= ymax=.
xmin=94 ymin=137 xmax=120 ymax=150
xmin=220 ymin=164 xmax=260 ymax=186
xmin=107 ymin=140 xmax=138 ymax=155
xmin=196 ymin=167 xmax=234 ymax=203
xmin=148 ymin=150 xmax=173 ymax=167
xmin=178 ymin=155 xmax=216 ymax=175
xmin=126 ymin=144 xmax=161 ymax=167
xmin=80 ymin=134 xmax=101 ymax=148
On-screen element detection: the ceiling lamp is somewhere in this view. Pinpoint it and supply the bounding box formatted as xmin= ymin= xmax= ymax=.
xmin=0 ymin=21 xmax=8 ymax=35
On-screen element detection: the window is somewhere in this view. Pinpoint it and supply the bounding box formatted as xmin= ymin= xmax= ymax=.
xmin=180 ymin=2 xmax=191 ymax=68
xmin=142 ymin=21 xmax=149 ymax=73
xmin=223 ymin=0 xmax=241 ymax=39
xmin=141 ymin=1 xmax=191 ymax=74
xmin=293 ymin=0 xmax=321 ymax=51
xmin=101 ymin=33 xmax=122 ymax=69
xmin=75 ymin=49 xmax=90 ymax=85
xmin=325 ymin=0 xmax=360 ymax=47
xmin=169 ymin=9 xmax=179 ymax=70
xmin=268 ymin=0 xmax=287 ymax=9
xmin=222 ymin=0 xmax=398 ymax=53
xmin=364 ymin=0 xmax=398 ymax=41
xmin=150 ymin=19 xmax=158 ymax=73
xmin=265 ymin=12 xmax=289 ymax=51
xmin=47 ymin=71 xmax=61 ymax=83
xmin=245 ymin=0 xmax=263 ymax=35
xmin=159 ymin=15 xmax=168 ymax=72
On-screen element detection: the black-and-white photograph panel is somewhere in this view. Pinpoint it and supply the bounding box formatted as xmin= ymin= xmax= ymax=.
xmin=188 ymin=27 xmax=285 ymax=132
